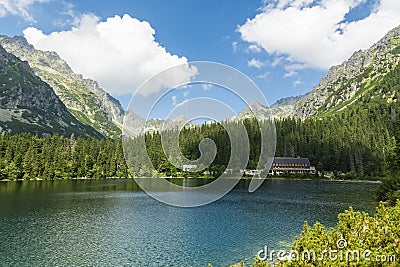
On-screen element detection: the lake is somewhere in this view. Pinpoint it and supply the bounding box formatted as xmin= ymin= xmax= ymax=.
xmin=0 ymin=179 xmax=379 ymax=266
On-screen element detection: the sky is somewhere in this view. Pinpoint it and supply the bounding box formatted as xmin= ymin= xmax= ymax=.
xmin=1 ymin=0 xmax=400 ymax=119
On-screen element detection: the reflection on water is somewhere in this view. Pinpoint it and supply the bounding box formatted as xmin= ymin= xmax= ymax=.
xmin=0 ymin=179 xmax=379 ymax=266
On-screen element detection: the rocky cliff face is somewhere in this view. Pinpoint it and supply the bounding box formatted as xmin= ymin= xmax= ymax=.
xmin=294 ymin=25 xmax=400 ymax=118
xmin=269 ymin=95 xmax=305 ymax=118
xmin=0 ymin=35 xmax=125 ymax=138
xmin=0 ymin=44 xmax=102 ymax=137
xmin=226 ymin=94 xmax=305 ymax=121
xmin=123 ymin=111 xmax=194 ymax=137
xmin=233 ymin=101 xmax=272 ymax=121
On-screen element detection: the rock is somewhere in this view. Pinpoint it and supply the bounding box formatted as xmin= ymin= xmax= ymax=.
xmin=0 ymin=35 xmax=125 ymax=138
xmin=0 ymin=44 xmax=102 ymax=137
xmin=294 ymin=25 xmax=400 ymax=118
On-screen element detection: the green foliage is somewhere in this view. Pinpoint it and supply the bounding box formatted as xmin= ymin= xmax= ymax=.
xmin=129 ymin=61 xmax=400 ymax=179
xmin=250 ymin=256 xmax=271 ymax=267
xmin=376 ymin=177 xmax=400 ymax=206
xmin=0 ymin=45 xmax=103 ymax=138
xmin=30 ymin=55 xmax=123 ymax=139
xmin=317 ymin=58 xmax=400 ymax=119
xmin=216 ymin=260 xmax=270 ymax=267
xmin=127 ymin=105 xmax=395 ymax=178
xmin=249 ymin=202 xmax=400 ymax=267
xmin=391 ymin=46 xmax=400 ymax=55
xmin=0 ymin=133 xmax=128 ymax=180
xmin=376 ymin=122 xmax=400 ymax=205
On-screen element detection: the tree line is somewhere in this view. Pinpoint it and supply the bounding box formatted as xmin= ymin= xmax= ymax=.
xmin=134 ymin=61 xmax=400 ymax=179
xmin=1 ymin=61 xmax=400 ymax=181
xmin=0 ymin=101 xmax=397 ymax=180
xmin=0 ymin=133 xmax=127 ymax=180
xmin=129 ymin=104 xmax=396 ymax=179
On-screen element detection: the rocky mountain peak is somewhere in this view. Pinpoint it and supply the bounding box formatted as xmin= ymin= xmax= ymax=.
xmin=294 ymin=25 xmax=400 ymax=118
xmin=0 ymin=35 xmax=125 ymax=138
xmin=0 ymin=43 xmax=101 ymax=137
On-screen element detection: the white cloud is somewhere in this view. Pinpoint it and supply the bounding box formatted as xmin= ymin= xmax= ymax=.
xmin=172 ymin=95 xmax=177 ymax=106
xmin=248 ymin=44 xmax=262 ymax=53
xmin=0 ymin=0 xmax=49 ymax=22
xmin=283 ymin=62 xmax=309 ymax=77
xmin=171 ymin=90 xmax=189 ymax=107
xmin=293 ymin=78 xmax=302 ymax=86
xmin=232 ymin=41 xmax=238 ymax=52
xmin=202 ymin=83 xmax=213 ymax=90
xmin=23 ymin=13 xmax=197 ymax=96
xmin=270 ymin=56 xmax=285 ymax=67
xmin=238 ymin=0 xmax=400 ymax=69
xmin=247 ymin=58 xmax=265 ymax=68
xmin=283 ymin=70 xmax=297 ymax=78
xmin=257 ymin=71 xmax=270 ymax=79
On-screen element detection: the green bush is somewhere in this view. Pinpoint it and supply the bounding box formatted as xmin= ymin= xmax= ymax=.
xmin=251 ymin=202 xmax=400 ymax=267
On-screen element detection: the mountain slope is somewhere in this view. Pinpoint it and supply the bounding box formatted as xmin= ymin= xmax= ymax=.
xmin=233 ymin=101 xmax=272 ymax=121
xmin=123 ymin=111 xmax=194 ymax=137
xmin=294 ymin=25 xmax=400 ymax=118
xmin=0 ymin=35 xmax=124 ymax=139
xmin=269 ymin=94 xmax=305 ymax=118
xmin=0 ymin=44 xmax=102 ymax=137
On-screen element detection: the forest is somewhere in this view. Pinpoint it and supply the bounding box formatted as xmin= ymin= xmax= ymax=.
xmin=0 ymin=101 xmax=396 ymax=181
xmin=0 ymin=133 xmax=127 ymax=180
xmin=127 ymin=61 xmax=400 ymax=179
xmin=125 ymin=103 xmax=396 ymax=179
xmin=1 ymin=61 xmax=400 ymax=180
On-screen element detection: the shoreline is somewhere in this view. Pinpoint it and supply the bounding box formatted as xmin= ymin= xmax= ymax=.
xmin=0 ymin=176 xmax=383 ymax=183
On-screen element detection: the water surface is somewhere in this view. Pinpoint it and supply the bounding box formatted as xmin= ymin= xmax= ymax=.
xmin=0 ymin=179 xmax=379 ymax=266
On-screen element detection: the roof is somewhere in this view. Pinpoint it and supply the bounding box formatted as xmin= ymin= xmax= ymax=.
xmin=272 ymin=157 xmax=311 ymax=167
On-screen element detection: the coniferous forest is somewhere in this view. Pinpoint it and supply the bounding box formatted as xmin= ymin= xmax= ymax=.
xmin=2 ymin=60 xmax=400 ymax=180
xmin=0 ymin=133 xmax=128 ymax=180
xmin=0 ymin=101 xmax=397 ymax=180
xmin=3 ymin=61 xmax=400 ymax=181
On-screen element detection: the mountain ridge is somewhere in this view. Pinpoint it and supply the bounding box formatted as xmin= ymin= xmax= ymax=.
xmin=2 ymin=24 xmax=400 ymax=136
xmin=294 ymin=25 xmax=400 ymax=118
xmin=269 ymin=94 xmax=305 ymax=118
xmin=0 ymin=35 xmax=124 ymax=138
xmin=0 ymin=44 xmax=102 ymax=137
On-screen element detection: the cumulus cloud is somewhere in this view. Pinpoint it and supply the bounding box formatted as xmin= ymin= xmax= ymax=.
xmin=238 ymin=0 xmax=400 ymax=69
xmin=247 ymin=58 xmax=265 ymax=68
xmin=23 ymin=13 xmax=197 ymax=96
xmin=0 ymin=0 xmax=49 ymax=22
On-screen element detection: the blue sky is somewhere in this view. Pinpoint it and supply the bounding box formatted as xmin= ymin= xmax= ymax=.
xmin=1 ymin=0 xmax=400 ymax=119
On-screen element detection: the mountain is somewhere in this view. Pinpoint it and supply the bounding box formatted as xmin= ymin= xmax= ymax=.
xmin=269 ymin=94 xmax=305 ymax=118
xmin=123 ymin=111 xmax=193 ymax=137
xmin=0 ymin=44 xmax=102 ymax=137
xmin=0 ymin=35 xmax=124 ymax=139
xmin=233 ymin=101 xmax=272 ymax=121
xmin=294 ymin=25 xmax=400 ymax=118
